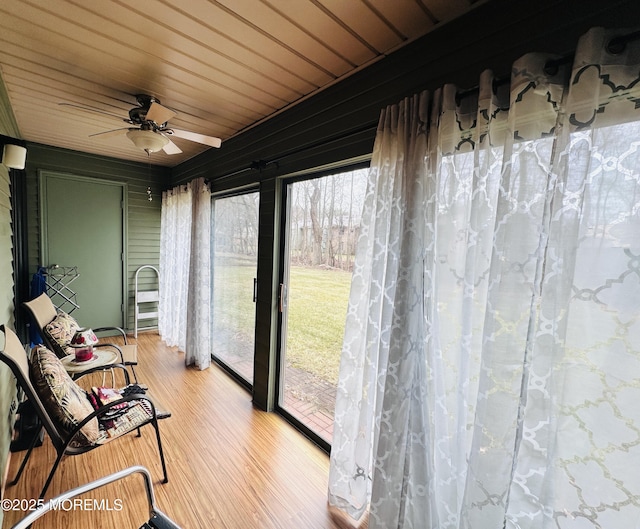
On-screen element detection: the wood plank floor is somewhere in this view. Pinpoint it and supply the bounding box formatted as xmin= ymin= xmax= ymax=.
xmin=2 ymin=333 xmax=367 ymax=529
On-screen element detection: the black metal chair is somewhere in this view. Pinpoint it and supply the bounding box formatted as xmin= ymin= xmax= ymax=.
xmin=0 ymin=325 xmax=168 ymax=499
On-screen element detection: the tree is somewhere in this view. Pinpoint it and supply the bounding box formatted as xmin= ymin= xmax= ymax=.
xmin=309 ymin=180 xmax=323 ymax=265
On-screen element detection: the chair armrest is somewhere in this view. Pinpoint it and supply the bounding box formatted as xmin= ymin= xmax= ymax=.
xmin=64 ymin=393 xmax=160 ymax=451
xmin=81 ymin=393 xmax=159 ymax=427
xmin=93 ymin=326 xmax=128 ymax=344
xmin=94 ymin=342 xmax=125 ymax=364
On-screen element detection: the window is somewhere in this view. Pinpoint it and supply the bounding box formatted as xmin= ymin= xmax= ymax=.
xmin=211 ymin=191 xmax=260 ymax=385
xmin=278 ymin=169 xmax=368 ymax=444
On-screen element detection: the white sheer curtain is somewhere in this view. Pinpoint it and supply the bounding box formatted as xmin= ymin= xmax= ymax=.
xmin=329 ymin=27 xmax=640 ymax=529
xmin=185 ymin=177 xmax=211 ymax=370
xmin=158 ymin=177 xmax=211 ymax=370
xmin=158 ymin=183 xmax=192 ymax=349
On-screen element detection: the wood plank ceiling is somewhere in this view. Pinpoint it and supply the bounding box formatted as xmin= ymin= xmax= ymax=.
xmin=0 ymin=0 xmax=481 ymax=167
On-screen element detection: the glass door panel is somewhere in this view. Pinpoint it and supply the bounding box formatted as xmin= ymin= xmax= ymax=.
xmin=211 ymin=191 xmax=260 ymax=384
xmin=279 ymin=169 xmax=368 ymax=443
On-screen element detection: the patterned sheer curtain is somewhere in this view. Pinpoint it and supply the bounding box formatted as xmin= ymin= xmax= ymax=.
xmin=329 ymin=27 xmax=640 ymax=529
xmin=158 ymin=177 xmax=211 ymax=370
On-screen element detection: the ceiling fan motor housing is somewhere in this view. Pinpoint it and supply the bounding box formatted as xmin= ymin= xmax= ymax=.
xmin=128 ymin=106 xmax=148 ymax=124
xmin=129 ymin=95 xmax=163 ymax=125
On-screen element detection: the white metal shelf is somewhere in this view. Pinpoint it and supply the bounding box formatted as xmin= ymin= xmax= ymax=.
xmin=134 ymin=265 xmax=159 ymax=338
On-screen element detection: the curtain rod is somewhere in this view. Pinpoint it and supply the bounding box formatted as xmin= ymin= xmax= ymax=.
xmin=605 ymin=28 xmax=640 ymax=54
xmin=458 ymin=29 xmax=640 ymax=103
xmin=544 ymin=29 xmax=640 ymax=74
xmin=211 ymin=121 xmax=378 ymax=182
xmin=455 ymin=76 xmax=510 ymax=105
xmin=269 ymin=121 xmax=378 ymax=165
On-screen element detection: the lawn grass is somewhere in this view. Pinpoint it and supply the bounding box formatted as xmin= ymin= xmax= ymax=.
xmin=285 ymin=266 xmax=351 ymax=384
xmin=212 ymin=258 xmax=351 ymax=385
xmin=212 ymin=258 xmax=257 ymax=340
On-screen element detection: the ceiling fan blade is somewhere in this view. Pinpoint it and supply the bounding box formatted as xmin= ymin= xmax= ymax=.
xmin=88 ymin=127 xmax=130 ymax=138
xmin=59 ymin=102 xmax=125 ymax=121
xmin=162 ymin=138 xmax=183 ymax=155
xmin=146 ymin=102 xmax=176 ymax=124
xmin=168 ymin=128 xmax=222 ymax=148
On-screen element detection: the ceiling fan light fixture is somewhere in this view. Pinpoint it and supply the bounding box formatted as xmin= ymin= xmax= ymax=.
xmin=126 ymin=129 xmax=169 ymax=153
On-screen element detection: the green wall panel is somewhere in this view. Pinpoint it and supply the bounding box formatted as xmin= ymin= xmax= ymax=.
xmin=23 ymin=143 xmax=170 ymax=333
xmin=0 ymin=166 xmax=17 ymax=514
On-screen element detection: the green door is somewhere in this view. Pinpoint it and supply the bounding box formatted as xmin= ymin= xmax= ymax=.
xmin=41 ymin=173 xmax=125 ymax=329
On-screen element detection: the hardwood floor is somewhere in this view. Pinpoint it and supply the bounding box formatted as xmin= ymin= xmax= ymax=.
xmin=2 ymin=333 xmax=366 ymax=529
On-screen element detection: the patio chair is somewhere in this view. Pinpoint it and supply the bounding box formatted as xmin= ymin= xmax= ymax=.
xmin=0 ymin=325 xmax=168 ymax=500
xmin=23 ymin=292 xmax=140 ymax=383
xmin=10 ymin=465 xmax=181 ymax=529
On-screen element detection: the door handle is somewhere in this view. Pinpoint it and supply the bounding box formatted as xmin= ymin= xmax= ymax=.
xmin=279 ymin=283 xmax=286 ymax=313
xmin=253 ymin=277 xmax=257 ymax=303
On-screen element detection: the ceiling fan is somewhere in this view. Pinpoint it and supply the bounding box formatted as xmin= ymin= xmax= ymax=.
xmin=61 ymin=94 xmax=222 ymax=155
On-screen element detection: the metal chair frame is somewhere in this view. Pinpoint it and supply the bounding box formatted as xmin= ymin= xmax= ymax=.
xmin=10 ymin=465 xmax=180 ymax=529
xmin=0 ymin=325 xmax=168 ymax=500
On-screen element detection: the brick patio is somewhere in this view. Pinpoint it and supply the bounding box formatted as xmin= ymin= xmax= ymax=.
xmin=282 ymin=367 xmax=336 ymax=442
xmin=220 ymin=352 xmax=336 ymax=443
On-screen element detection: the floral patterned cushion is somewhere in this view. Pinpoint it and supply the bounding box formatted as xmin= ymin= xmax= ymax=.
xmin=43 ymin=311 xmax=80 ymax=358
xmin=29 ymin=345 xmax=100 ymax=446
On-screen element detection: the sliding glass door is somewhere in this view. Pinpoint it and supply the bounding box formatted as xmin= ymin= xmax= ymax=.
xmin=211 ymin=191 xmax=260 ymax=385
xmin=278 ymin=169 xmax=368 ymax=443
